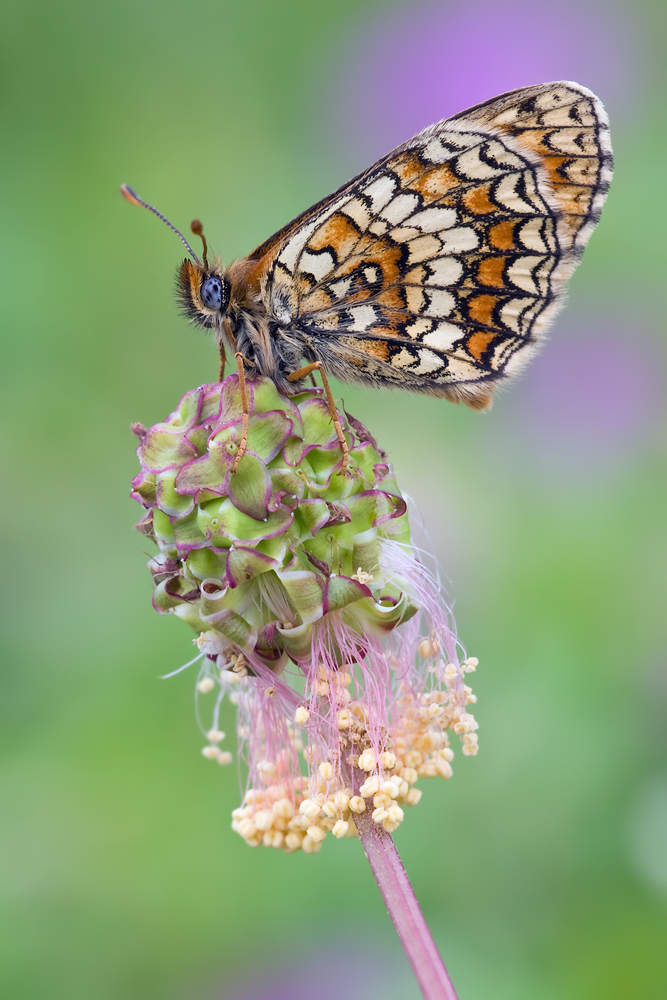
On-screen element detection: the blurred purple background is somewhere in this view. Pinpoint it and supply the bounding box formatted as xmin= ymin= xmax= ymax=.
xmin=324 ymin=0 xmax=660 ymax=485
xmin=333 ymin=0 xmax=640 ymax=161
xmin=493 ymin=313 xmax=665 ymax=480
xmin=217 ymin=938 xmax=412 ymax=1000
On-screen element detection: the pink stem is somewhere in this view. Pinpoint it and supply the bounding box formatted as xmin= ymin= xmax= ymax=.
xmin=354 ymin=804 xmax=459 ymax=1000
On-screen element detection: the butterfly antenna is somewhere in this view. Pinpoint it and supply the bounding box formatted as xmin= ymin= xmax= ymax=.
xmin=190 ymin=219 xmax=209 ymax=269
xmin=120 ymin=184 xmax=201 ymax=264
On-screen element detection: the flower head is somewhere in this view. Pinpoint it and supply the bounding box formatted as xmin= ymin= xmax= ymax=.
xmin=132 ymin=374 xmax=478 ymax=852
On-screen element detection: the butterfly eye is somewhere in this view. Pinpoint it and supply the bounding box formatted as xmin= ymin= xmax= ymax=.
xmin=201 ymin=276 xmax=223 ymax=310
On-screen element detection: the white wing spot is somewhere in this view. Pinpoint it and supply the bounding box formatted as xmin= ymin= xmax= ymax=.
xmin=408 ymin=206 xmax=457 ymax=233
xmin=439 ymin=130 xmax=485 ymax=150
xmin=482 ymin=140 xmax=525 ymax=169
xmin=408 ymin=235 xmax=442 ymax=264
xmin=507 ymin=257 xmax=542 ymax=294
xmin=455 ymin=146 xmax=503 ymax=180
xmin=389 ymin=226 xmax=420 ymax=242
xmin=363 ymin=175 xmax=396 ymax=213
xmin=278 ymin=221 xmax=318 ymax=272
xmin=391 ymin=347 xmax=417 ymax=368
xmin=404 ymin=318 xmax=433 ymax=340
xmin=518 ymin=218 xmax=547 ymax=252
xmin=340 ymin=197 xmax=371 ymax=229
xmin=329 ymin=276 xmax=353 ymax=300
xmin=381 ymin=192 xmax=419 ymax=224
xmin=414 ymin=349 xmax=443 ymax=374
xmin=424 ymin=289 xmax=455 ymax=318
xmin=438 ymin=227 xmax=479 ymax=253
xmin=492 ymin=337 xmax=521 ymax=366
xmin=541 ymin=103 xmax=595 ymax=127
xmin=300 ymin=250 xmax=336 ymax=282
xmin=445 ymin=357 xmax=488 ymax=381
xmin=422 ymin=137 xmax=448 ymax=163
xmin=545 ymin=127 xmax=595 ymax=155
xmin=500 ymin=297 xmax=537 ymax=334
xmin=425 ymin=257 xmax=463 ymax=286
xmin=347 ymin=305 xmax=378 ymax=332
xmin=533 ymin=87 xmax=572 ymax=111
xmin=494 ymin=173 xmax=536 ymax=213
xmin=423 ymin=323 xmax=462 ymax=352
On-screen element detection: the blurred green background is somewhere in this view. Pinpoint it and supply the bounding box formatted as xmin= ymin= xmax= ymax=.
xmin=1 ymin=0 xmax=665 ymax=997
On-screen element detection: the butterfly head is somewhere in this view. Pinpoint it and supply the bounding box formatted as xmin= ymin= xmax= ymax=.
xmin=177 ymin=254 xmax=230 ymax=329
xmin=120 ymin=185 xmax=230 ymax=329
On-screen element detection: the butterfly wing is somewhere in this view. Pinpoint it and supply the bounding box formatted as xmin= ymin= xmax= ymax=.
xmin=253 ymin=81 xmax=613 ymax=409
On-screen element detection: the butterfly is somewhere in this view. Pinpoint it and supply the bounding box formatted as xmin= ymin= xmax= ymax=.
xmin=122 ymin=81 xmax=612 ymax=465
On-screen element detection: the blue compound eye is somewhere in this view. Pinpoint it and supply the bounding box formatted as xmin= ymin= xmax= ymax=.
xmin=201 ymin=276 xmax=223 ymax=310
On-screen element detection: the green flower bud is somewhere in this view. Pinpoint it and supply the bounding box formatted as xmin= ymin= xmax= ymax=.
xmin=132 ymin=375 xmax=414 ymax=669
xmin=133 ymin=373 xmax=480 ymax=853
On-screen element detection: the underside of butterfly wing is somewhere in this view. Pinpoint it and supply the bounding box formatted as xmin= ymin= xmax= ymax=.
xmin=248 ymin=82 xmax=612 ymax=408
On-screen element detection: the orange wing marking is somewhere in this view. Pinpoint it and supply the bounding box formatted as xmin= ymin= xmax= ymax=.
xmin=466 ymin=331 xmax=496 ymax=361
xmin=477 ymin=257 xmax=507 ymax=288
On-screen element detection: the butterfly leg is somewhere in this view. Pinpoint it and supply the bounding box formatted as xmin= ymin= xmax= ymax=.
xmin=218 ymin=342 xmax=227 ymax=383
xmin=287 ymin=362 xmax=349 ymax=471
xmin=231 ymin=352 xmax=253 ymax=473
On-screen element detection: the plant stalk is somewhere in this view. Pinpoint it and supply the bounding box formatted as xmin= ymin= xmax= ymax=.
xmin=354 ymin=803 xmax=459 ymax=1000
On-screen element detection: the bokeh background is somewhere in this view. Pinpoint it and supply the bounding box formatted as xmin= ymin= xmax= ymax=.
xmin=1 ymin=0 xmax=665 ymax=996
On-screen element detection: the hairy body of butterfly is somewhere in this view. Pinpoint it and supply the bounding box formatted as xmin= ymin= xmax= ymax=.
xmin=169 ymin=82 xmax=613 ymax=407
